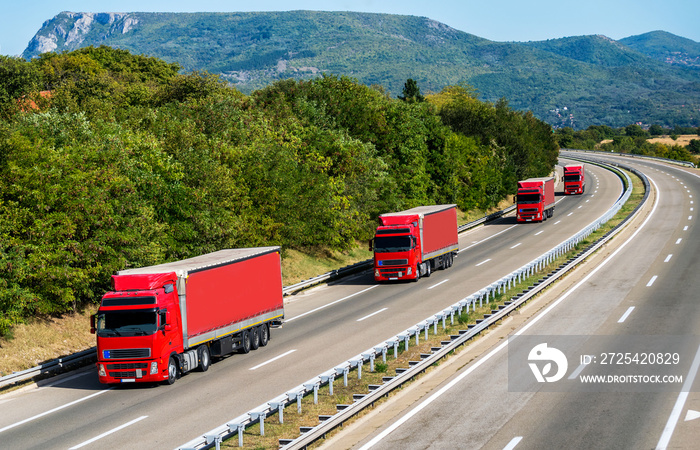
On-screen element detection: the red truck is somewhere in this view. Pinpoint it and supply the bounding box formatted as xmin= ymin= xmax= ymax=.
xmin=563 ymin=164 xmax=585 ymax=194
xmin=371 ymin=205 xmax=459 ymax=281
xmin=91 ymin=247 xmax=284 ymax=385
xmin=517 ymin=177 xmax=556 ymax=222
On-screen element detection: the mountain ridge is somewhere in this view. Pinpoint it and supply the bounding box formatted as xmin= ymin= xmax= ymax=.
xmin=22 ymin=11 xmax=700 ymax=129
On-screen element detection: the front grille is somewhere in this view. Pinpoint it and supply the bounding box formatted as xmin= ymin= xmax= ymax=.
xmin=379 ymin=259 xmax=408 ymax=266
xmin=104 ymin=348 xmax=151 ymax=359
xmin=107 ymin=363 xmax=148 ymax=370
xmin=520 ymin=208 xmax=538 ymax=213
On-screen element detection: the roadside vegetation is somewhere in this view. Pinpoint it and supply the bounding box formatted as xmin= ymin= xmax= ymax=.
xmin=555 ymin=124 xmax=700 ymax=166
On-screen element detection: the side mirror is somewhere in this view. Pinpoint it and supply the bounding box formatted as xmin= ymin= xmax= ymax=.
xmin=368 ymin=239 xmax=374 ymax=251
xmin=164 ymin=310 xmax=172 ymax=331
xmin=90 ymin=314 xmax=96 ymax=334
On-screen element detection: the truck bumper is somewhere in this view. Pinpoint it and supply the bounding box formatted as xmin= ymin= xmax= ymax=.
xmin=96 ymin=359 xmax=166 ymax=384
xmin=374 ymin=266 xmax=417 ymax=281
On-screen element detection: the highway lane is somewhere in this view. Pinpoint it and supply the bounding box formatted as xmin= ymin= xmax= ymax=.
xmin=0 ymin=161 xmax=623 ymax=449
xmin=341 ymin=155 xmax=700 ymax=450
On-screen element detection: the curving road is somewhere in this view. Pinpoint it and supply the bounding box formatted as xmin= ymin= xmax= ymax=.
xmin=333 ymin=153 xmax=700 ymax=450
xmin=0 ymin=160 xmax=625 ymax=449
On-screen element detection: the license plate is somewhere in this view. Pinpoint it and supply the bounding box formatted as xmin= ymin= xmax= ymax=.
xmin=120 ymin=379 xmax=136 ymax=383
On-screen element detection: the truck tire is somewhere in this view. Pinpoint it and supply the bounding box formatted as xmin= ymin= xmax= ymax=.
xmin=198 ymin=345 xmax=211 ymax=372
xmin=425 ymin=262 xmax=432 ymax=277
xmin=240 ymin=330 xmax=251 ymax=354
xmin=166 ymin=356 xmax=179 ymax=385
xmin=250 ymin=327 xmax=260 ymax=350
xmin=259 ymin=324 xmax=269 ymax=347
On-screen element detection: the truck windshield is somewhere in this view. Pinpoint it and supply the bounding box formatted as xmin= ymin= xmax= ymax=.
xmin=96 ymin=310 xmax=158 ymax=337
xmin=374 ymin=235 xmax=412 ymax=253
xmin=517 ymin=193 xmax=542 ymax=204
xmin=564 ymin=174 xmax=581 ymax=181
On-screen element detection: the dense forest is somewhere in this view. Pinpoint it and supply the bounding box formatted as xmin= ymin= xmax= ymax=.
xmin=0 ymin=46 xmax=558 ymax=336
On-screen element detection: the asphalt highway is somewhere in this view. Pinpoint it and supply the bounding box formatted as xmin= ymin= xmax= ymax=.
xmin=0 ymin=159 xmax=624 ymax=449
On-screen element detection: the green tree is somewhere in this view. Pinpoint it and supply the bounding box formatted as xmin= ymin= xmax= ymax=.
xmin=398 ymin=78 xmax=425 ymax=102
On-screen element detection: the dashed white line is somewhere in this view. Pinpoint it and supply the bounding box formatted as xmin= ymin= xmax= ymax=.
xmin=503 ymin=436 xmax=523 ymax=450
xmin=249 ymin=349 xmax=297 ymax=370
xmin=510 ymin=243 xmax=522 ymax=249
xmin=690 ymin=216 xmax=693 ymax=221
xmin=534 ymin=230 xmax=544 ymax=236
xmin=647 ymin=276 xmax=658 ymax=287
xmin=357 ymin=308 xmax=388 ymax=322
xmin=618 ymin=306 xmax=635 ymax=323
xmin=554 ymin=220 xmax=561 ymax=225
xmin=428 ymin=279 xmax=449 ymax=290
xmin=567 ymin=212 xmax=573 ymax=217
xmin=664 ymin=254 xmax=673 ymax=263
xmin=69 ymin=416 xmax=148 ymax=449
xmin=476 ymin=259 xmax=491 ymax=267
xmin=676 ymin=238 xmax=682 ymax=245
xmin=684 ymin=226 xmax=689 ymax=231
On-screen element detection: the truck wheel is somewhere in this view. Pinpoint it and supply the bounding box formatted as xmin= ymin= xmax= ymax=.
xmin=259 ymin=324 xmax=269 ymax=347
xmin=240 ymin=330 xmax=251 ymax=354
xmin=198 ymin=345 xmax=210 ymax=372
xmin=250 ymin=327 xmax=260 ymax=350
xmin=425 ymin=262 xmax=432 ymax=277
xmin=166 ymin=356 xmax=179 ymax=385
xmin=413 ymin=265 xmax=420 ymax=281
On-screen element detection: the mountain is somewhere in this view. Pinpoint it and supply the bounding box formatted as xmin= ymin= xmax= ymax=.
xmin=22 ymin=11 xmax=700 ymax=129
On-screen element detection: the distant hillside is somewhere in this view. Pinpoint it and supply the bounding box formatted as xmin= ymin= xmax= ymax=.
xmin=22 ymin=11 xmax=700 ymax=129
xmin=620 ymin=31 xmax=700 ymax=69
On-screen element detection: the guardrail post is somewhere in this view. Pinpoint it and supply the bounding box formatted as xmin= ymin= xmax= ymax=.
xmin=249 ymin=412 xmax=265 ymax=436
xmin=227 ymin=423 xmax=245 ymax=447
xmin=269 ymin=402 xmax=284 ymax=423
xmin=376 ymin=345 xmax=388 ymax=364
xmin=321 ymin=370 xmax=336 ymax=396
xmin=304 ymin=382 xmax=319 ymax=404
xmin=337 ymin=366 xmax=349 ymax=386
xmin=363 ymin=353 xmax=375 ymax=372
xmin=205 ymin=434 xmax=221 ymax=450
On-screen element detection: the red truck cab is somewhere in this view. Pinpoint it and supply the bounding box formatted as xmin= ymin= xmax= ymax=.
xmin=563 ymin=164 xmax=585 ymax=194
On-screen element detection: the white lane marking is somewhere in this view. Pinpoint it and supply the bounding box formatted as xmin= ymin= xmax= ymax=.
xmin=0 ymin=389 xmax=112 ymax=434
xmin=357 ymin=308 xmax=388 ymax=322
xmin=664 ymin=254 xmax=673 ymax=263
xmin=285 ymin=285 xmax=379 ymax=322
xmin=510 ymin=243 xmax=522 ymax=249
xmin=690 ymin=216 xmax=693 ymax=221
xmin=459 ymin=225 xmax=518 ymax=253
xmin=249 ymin=349 xmax=297 ymax=370
xmin=504 ymin=436 xmax=523 ymax=450
xmin=578 ymin=205 xmax=583 ymax=209
xmin=676 ymin=238 xmax=682 ymax=244
xmin=476 ymin=259 xmax=491 ymax=267
xmin=567 ymin=212 xmax=573 ymax=217
xmin=618 ymin=306 xmax=635 ymax=323
xmin=360 ymin=177 xmax=662 ymax=450
xmin=428 ymin=280 xmax=449 ymax=290
xmin=685 ymin=410 xmax=700 ymax=421
xmin=586 ymin=199 xmax=590 ymax=203
xmin=656 ymin=343 xmax=700 ymax=449
xmin=684 ymin=226 xmax=689 ymax=231
xmin=534 ymin=230 xmax=544 ymax=236
xmin=568 ymin=362 xmax=589 ymax=380
xmin=647 ymin=276 xmax=658 ymax=287
xmin=554 ymin=220 xmax=561 ymax=225
xmin=691 ymin=208 xmax=694 ymax=212
xmin=69 ymin=416 xmax=148 ymax=449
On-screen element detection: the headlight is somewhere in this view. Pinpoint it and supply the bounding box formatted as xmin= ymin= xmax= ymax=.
xmin=407 ymin=266 xmax=412 ymax=275
xmin=98 ymin=364 xmax=106 ymax=377
xmin=375 ymin=269 xmax=380 ymax=277
xmin=150 ymin=361 xmax=158 ymax=375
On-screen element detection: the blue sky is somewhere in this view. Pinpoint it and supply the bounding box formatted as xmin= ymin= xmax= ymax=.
xmin=1 ymin=0 xmax=698 ymax=56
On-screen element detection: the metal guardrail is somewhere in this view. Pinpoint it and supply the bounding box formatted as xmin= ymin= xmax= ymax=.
xmin=177 ymin=157 xmax=646 ymax=450
xmin=0 ymin=205 xmax=515 ymax=390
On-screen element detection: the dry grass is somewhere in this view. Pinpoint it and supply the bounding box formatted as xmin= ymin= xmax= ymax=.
xmin=0 ymin=307 xmax=97 ymax=377
xmin=281 ymin=245 xmax=373 ymax=286
xmin=647 ymin=134 xmax=698 ymax=146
